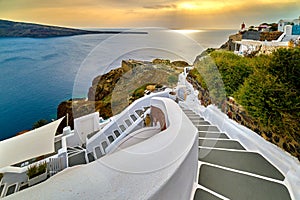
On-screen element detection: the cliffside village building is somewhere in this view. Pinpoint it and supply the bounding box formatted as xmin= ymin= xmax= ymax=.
xmin=234 ymin=16 xmax=300 ymax=56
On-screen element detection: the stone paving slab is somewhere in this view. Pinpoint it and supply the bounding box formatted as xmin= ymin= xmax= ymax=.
xmin=197 ymin=126 xmax=220 ymax=132
xmin=199 ymin=132 xmax=229 ymax=139
xmin=198 ymin=164 xmax=291 ymax=200
xmin=193 ymin=188 xmax=222 ymax=200
xmin=199 ymin=148 xmax=284 ymax=181
xmin=199 ymin=139 xmax=245 ymax=150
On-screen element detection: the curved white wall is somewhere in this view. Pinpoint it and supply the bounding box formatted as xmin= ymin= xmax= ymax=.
xmin=6 ymin=97 xmax=198 ymax=200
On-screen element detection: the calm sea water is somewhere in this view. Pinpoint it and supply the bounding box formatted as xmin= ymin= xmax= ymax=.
xmin=0 ymin=29 xmax=237 ymax=140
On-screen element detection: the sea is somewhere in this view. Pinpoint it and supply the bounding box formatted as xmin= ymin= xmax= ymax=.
xmin=0 ymin=28 xmax=237 ymax=140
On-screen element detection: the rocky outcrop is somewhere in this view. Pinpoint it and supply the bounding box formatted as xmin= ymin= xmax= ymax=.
xmin=220 ymin=33 xmax=242 ymax=51
xmin=57 ymin=59 xmax=189 ymax=134
xmin=88 ymin=60 xmax=135 ymax=101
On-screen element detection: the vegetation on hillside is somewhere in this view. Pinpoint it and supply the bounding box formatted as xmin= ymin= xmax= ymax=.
xmin=32 ymin=119 xmax=48 ymax=129
xmin=57 ymin=59 xmax=189 ymax=132
xmin=189 ymin=48 xmax=300 ymax=160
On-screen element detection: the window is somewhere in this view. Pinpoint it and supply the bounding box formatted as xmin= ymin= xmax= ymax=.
xmin=6 ymin=184 xmax=16 ymax=196
xmin=119 ymin=125 xmax=126 ymax=132
xmin=94 ymin=146 xmax=102 ymax=159
xmin=125 ymin=119 xmax=132 ymax=126
xmin=87 ymin=152 xmax=95 ymax=162
xmin=130 ymin=114 xmax=137 ymax=121
xmin=135 ymin=110 xmax=143 ymax=117
xmin=0 ymin=185 xmax=5 ymax=197
xmin=113 ymin=130 xmax=120 ymax=137
xmin=108 ymin=135 xmax=114 ymax=143
xmin=101 ymin=141 xmax=108 ymax=150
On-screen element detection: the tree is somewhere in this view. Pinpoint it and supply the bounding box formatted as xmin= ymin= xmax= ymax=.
xmin=236 ymin=47 xmax=300 ymax=138
xmin=32 ymin=119 xmax=48 ymax=129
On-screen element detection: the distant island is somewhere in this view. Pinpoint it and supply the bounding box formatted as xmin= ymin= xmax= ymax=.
xmin=0 ymin=19 xmax=147 ymax=38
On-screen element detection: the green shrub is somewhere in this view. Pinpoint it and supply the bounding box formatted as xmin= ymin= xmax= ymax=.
xmin=235 ymin=47 xmax=300 ymax=139
xmin=32 ymin=119 xmax=48 ymax=129
xmin=27 ymin=165 xmax=38 ymax=179
xmin=37 ymin=162 xmax=47 ymax=176
xmin=189 ymin=48 xmax=300 ymax=159
xmin=27 ymin=162 xmax=47 ymax=179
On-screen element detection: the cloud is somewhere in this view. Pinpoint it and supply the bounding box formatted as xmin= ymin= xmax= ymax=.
xmin=143 ymin=4 xmax=177 ymax=9
xmin=1 ymin=0 xmax=300 ymax=29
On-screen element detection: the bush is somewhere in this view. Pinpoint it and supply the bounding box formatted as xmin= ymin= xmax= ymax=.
xmin=32 ymin=119 xmax=48 ymax=129
xmin=27 ymin=165 xmax=38 ymax=179
xmin=37 ymin=162 xmax=47 ymax=176
xmin=27 ymin=162 xmax=47 ymax=179
xmin=189 ymin=48 xmax=300 ymax=159
xmin=0 ymin=173 xmax=3 ymax=181
xmin=235 ymin=47 xmax=300 ymax=143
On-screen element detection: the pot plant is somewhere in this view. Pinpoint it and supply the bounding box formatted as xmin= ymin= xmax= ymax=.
xmin=27 ymin=162 xmax=47 ymax=186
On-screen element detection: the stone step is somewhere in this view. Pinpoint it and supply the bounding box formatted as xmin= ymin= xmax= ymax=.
xmin=197 ymin=125 xmax=220 ymax=132
xmin=199 ymin=132 xmax=229 ymax=139
xmin=192 ymin=121 xmax=211 ymax=125
xmin=183 ymin=111 xmax=196 ymax=114
xmin=193 ymin=188 xmax=222 ymax=200
xmin=199 ymin=148 xmax=284 ymax=181
xmin=198 ymin=164 xmax=291 ymax=200
xmin=189 ymin=117 xmax=205 ymax=120
xmin=185 ymin=113 xmax=200 ymax=117
xmin=199 ymin=139 xmax=245 ymax=150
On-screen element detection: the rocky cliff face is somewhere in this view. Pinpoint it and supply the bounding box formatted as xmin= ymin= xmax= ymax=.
xmin=57 ymin=59 xmax=189 ymax=133
xmin=220 ymin=33 xmax=242 ymax=51
xmin=88 ymin=60 xmax=134 ymax=101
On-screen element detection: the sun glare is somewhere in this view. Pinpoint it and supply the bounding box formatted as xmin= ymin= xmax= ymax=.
xmin=173 ymin=30 xmax=203 ymax=35
xmin=178 ymin=2 xmax=199 ymax=10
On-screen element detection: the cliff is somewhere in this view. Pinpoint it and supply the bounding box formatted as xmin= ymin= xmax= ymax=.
xmin=220 ymin=33 xmax=242 ymax=50
xmin=57 ymin=59 xmax=189 ymax=132
xmin=0 ymin=19 xmax=146 ymax=38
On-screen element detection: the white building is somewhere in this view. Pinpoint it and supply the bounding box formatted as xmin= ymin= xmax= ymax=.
xmin=278 ymin=16 xmax=300 ymax=32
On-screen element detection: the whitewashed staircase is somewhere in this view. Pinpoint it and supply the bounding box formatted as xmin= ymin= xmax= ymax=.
xmin=182 ymin=109 xmax=292 ymax=200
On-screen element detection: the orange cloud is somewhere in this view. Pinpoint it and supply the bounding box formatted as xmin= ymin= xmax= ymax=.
xmin=0 ymin=0 xmax=299 ymax=28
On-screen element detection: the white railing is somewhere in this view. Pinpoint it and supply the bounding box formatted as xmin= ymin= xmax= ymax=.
xmin=105 ymin=109 xmax=150 ymax=153
xmin=85 ymin=89 xmax=172 ymax=155
xmin=48 ymin=157 xmax=66 ymax=176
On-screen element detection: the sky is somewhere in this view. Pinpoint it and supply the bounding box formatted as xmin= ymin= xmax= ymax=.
xmin=0 ymin=0 xmax=300 ymax=29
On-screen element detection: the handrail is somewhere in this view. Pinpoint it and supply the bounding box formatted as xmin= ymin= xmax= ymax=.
xmin=105 ymin=109 xmax=150 ymax=153
xmin=85 ymin=89 xmax=172 ymax=153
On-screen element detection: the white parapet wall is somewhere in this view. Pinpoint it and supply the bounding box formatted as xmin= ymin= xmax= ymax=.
xmin=181 ymin=76 xmax=300 ymax=200
xmin=5 ymin=97 xmax=198 ymax=200
xmin=198 ymin=105 xmax=300 ymax=200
